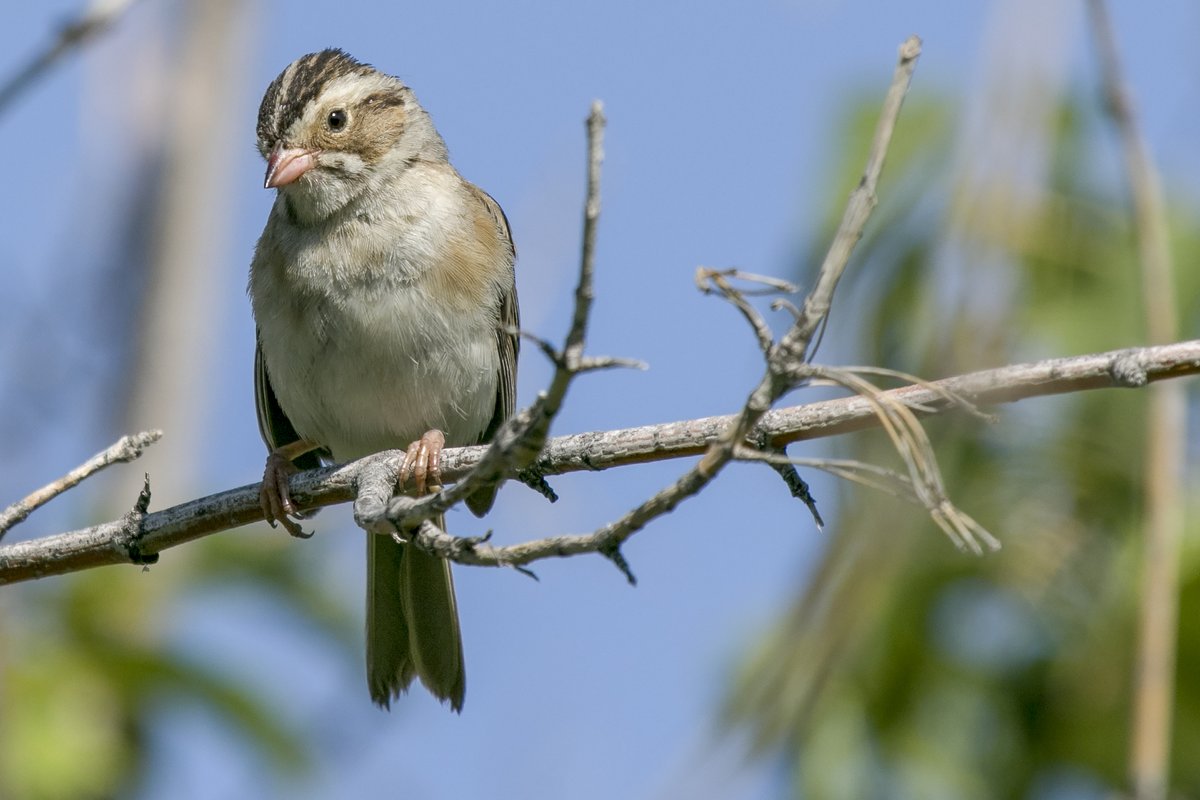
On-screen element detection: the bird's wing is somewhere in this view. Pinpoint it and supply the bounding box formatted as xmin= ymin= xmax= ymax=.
xmin=471 ymin=186 xmax=520 ymax=446
xmin=462 ymin=186 xmax=519 ymax=517
xmin=254 ymin=335 xmax=327 ymax=470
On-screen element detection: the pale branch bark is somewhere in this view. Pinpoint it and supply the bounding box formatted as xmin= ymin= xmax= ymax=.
xmin=1088 ymin=3 xmax=1186 ymax=798
xmin=0 ymin=0 xmax=140 ymax=115
xmin=1 ymin=340 xmax=1195 ymax=586
xmin=0 ymin=430 xmax=161 ymax=541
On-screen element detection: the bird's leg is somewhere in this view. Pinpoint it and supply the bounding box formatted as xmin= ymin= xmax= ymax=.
xmin=260 ymin=439 xmax=322 ymax=538
xmin=399 ymin=429 xmax=446 ymax=496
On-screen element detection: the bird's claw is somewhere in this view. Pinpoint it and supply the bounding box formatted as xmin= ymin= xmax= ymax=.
xmin=399 ymin=429 xmax=445 ymax=496
xmin=260 ymin=449 xmax=312 ymax=538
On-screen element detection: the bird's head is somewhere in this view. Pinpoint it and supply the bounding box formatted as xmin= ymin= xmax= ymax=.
xmin=256 ymin=49 xmax=445 ymax=222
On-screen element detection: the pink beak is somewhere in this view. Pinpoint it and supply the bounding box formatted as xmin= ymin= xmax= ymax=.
xmin=264 ymin=142 xmax=317 ymax=189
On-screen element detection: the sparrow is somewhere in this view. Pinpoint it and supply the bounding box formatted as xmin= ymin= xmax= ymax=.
xmin=248 ymin=49 xmax=519 ymax=712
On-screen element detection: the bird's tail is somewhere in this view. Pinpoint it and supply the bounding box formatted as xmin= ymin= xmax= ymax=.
xmin=366 ymin=515 xmax=465 ymax=711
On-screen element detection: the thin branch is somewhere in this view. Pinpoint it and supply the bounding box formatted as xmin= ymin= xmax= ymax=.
xmin=0 ymin=0 xmax=140 ymax=116
xmin=0 ymin=430 xmax=162 ymax=541
xmin=525 ymin=34 xmax=925 ymax=580
xmin=569 ymin=101 xmax=605 ymax=356
xmin=3 ymin=350 xmax=1194 ymax=585
xmin=1088 ymin=3 xmax=1185 ymax=798
xmin=695 ymin=268 xmax=799 ymax=296
xmin=695 ymin=268 xmax=794 ymax=356
xmin=738 ymin=443 xmax=825 ymax=530
xmin=501 ymin=36 xmax=925 ymax=579
xmin=822 ymin=365 xmax=995 ymax=422
xmin=684 ymin=35 xmax=923 ymax=504
xmin=780 ymin=35 xmax=923 ymax=362
xmin=517 ymin=329 xmax=647 ymax=374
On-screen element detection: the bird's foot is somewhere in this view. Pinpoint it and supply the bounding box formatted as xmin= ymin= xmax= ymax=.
xmin=399 ymin=429 xmax=445 ymax=496
xmin=260 ymin=448 xmax=312 ymax=538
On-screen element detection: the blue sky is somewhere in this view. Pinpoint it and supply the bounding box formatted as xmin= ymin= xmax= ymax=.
xmin=2 ymin=2 xmax=1197 ymax=798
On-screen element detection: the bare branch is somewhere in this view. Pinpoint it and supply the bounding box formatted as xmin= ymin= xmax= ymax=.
xmin=780 ymin=35 xmax=923 ymax=362
xmin=735 ymin=444 xmax=825 ymax=530
xmin=822 ymin=365 xmax=995 ymax=422
xmin=0 ymin=430 xmax=162 ymax=541
xmin=0 ymin=0 xmax=140 ymax=116
xmin=696 ymin=268 xmax=793 ymax=356
xmin=481 ymin=37 xmax=926 ymax=579
xmin=0 ymin=341 xmax=1196 ymax=585
xmin=516 ymin=329 xmax=647 ymax=374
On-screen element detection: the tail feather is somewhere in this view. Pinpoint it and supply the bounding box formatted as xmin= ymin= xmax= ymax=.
xmin=365 ymin=514 xmax=465 ymax=711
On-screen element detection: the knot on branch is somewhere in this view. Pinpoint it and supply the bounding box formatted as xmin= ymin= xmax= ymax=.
xmin=120 ymin=474 xmax=158 ymax=567
xmin=1111 ymin=351 xmax=1150 ymax=387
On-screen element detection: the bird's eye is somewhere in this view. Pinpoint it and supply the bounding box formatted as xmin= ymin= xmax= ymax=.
xmin=327 ymin=109 xmax=348 ymax=131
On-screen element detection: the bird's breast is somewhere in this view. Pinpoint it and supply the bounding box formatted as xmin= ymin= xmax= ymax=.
xmin=254 ymin=243 xmax=501 ymax=462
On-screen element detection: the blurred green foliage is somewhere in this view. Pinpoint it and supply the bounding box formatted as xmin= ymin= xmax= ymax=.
xmin=724 ymin=93 xmax=1200 ymax=797
xmin=0 ymin=527 xmax=358 ymax=799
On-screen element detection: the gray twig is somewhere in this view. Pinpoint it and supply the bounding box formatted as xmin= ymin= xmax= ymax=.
xmin=696 ymin=268 xmax=792 ymax=356
xmin=0 ymin=342 xmax=1197 ymax=585
xmin=749 ymin=445 xmax=826 ymax=531
xmin=522 ymin=35 xmax=926 ymax=572
xmin=0 ymin=429 xmax=162 ymax=541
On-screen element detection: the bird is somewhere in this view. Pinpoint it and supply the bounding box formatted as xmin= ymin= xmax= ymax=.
xmin=248 ymin=48 xmax=519 ymax=712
